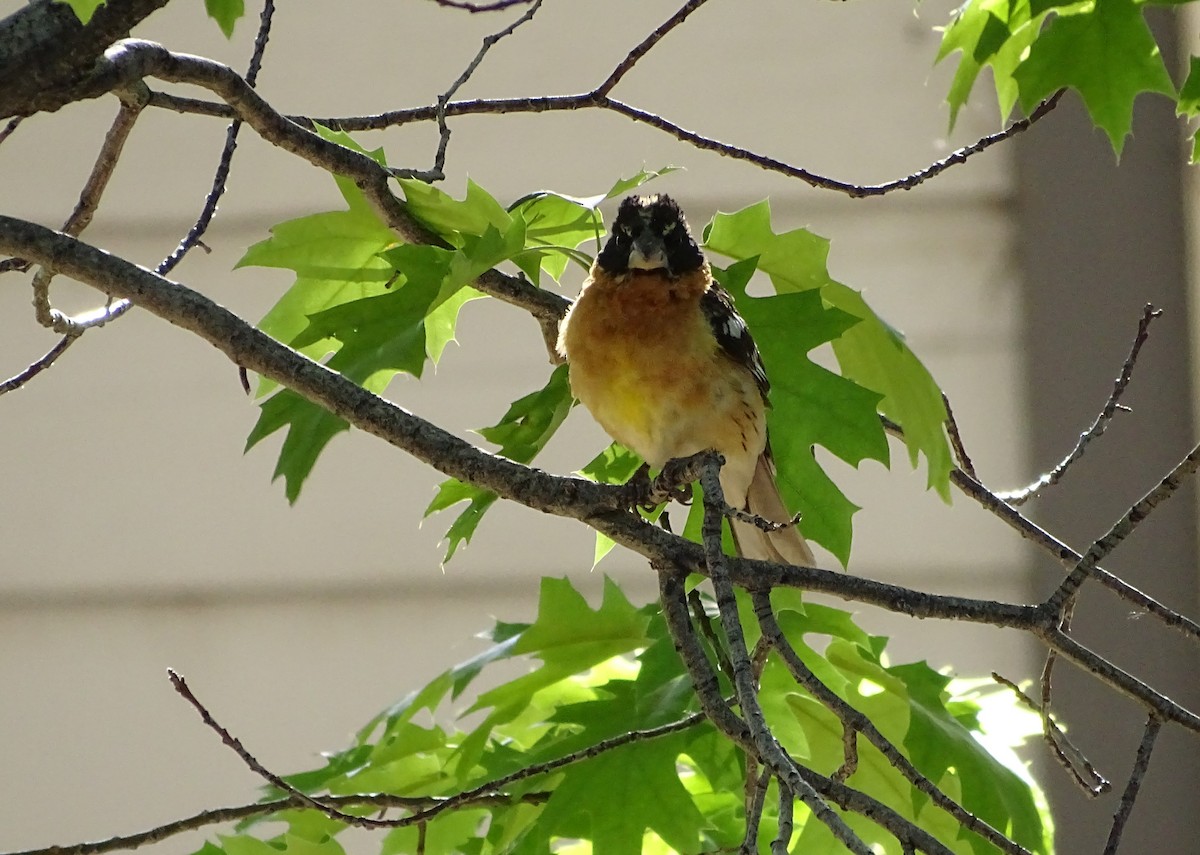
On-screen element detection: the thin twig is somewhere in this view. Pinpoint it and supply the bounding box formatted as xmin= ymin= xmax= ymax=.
xmin=999 ymin=304 xmax=1161 ymax=504
xmin=157 ymin=0 xmax=276 ymax=277
xmin=742 ymin=768 xmax=772 ymax=854
xmin=992 ymin=671 xmax=1110 ymax=796
xmin=833 ymin=724 xmax=858 ymax=783
xmin=0 ymin=115 xmax=22 ymax=145
xmin=771 ymin=783 xmax=794 ymax=855
xmin=424 ymin=0 xmax=544 ymax=179
xmin=169 ymin=666 xmax=712 ymax=832
xmin=592 ymin=0 xmax=712 ymax=97
xmin=143 ymin=77 xmax=1067 ymax=201
xmin=1047 ymin=439 xmax=1200 ymax=611
xmin=32 ymin=97 xmax=144 ymax=330
xmin=431 ymin=0 xmax=533 ymax=10
xmin=169 ymin=670 xmax=384 ymax=828
xmin=942 ymin=392 xmax=976 ymax=479
xmin=884 ymin=417 xmax=1200 ymax=641
xmin=1102 ymin=715 xmax=1163 ymax=855
xmin=3 ymin=792 xmax=547 ymax=855
xmin=1036 ymin=601 xmax=1111 ymax=795
xmin=689 ymin=587 xmax=734 ymax=678
xmin=0 ymin=333 xmax=81 ymax=396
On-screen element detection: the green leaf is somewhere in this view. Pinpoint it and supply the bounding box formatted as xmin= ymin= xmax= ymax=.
xmin=244 ymin=371 xmax=391 ymax=503
xmin=237 ymin=208 xmax=397 ymax=400
xmin=57 ymin=0 xmax=106 ymax=23
xmin=1178 ymin=56 xmax=1200 ymax=163
xmin=577 ymin=442 xmax=645 ymax=565
xmin=507 ymin=168 xmax=677 ymax=282
xmin=425 ymin=366 xmax=574 ymax=561
xmin=244 ymin=245 xmax=449 ymax=501
xmin=209 ymin=576 xmax=1050 ymax=855
xmin=712 ymin=259 xmax=882 ymax=564
xmin=204 ymin=0 xmax=244 ymax=38
xmin=936 ymin=0 xmax=1044 ymax=124
xmin=242 ymin=161 xmax=518 ymax=502
xmin=1013 ymin=0 xmax=1176 ymax=155
xmin=705 ymin=201 xmax=951 ymax=502
xmin=399 ymin=177 xmax=512 ymax=245
xmin=889 ymin=663 xmax=1049 ymax=853
xmin=516 ymin=735 xmax=707 ymax=854
xmin=473 ymin=577 xmax=648 ymax=716
xmin=381 ymin=808 xmax=491 ymax=855
xmin=508 ymin=192 xmax=602 ymax=282
xmin=1178 ymin=55 xmax=1200 ymax=117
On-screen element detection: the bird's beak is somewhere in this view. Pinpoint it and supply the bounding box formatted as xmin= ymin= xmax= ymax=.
xmin=628 ymin=234 xmax=668 ymax=271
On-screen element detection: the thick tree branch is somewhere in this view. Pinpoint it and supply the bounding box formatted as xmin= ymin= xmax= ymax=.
xmin=0 ymin=0 xmax=172 ymax=118
xmin=0 ymin=215 xmax=610 ymax=519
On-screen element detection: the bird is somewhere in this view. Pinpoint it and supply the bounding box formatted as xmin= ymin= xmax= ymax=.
xmin=556 ymin=193 xmax=815 ymax=566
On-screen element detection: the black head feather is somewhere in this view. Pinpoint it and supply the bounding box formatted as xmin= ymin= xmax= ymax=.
xmin=596 ymin=194 xmax=705 ymax=277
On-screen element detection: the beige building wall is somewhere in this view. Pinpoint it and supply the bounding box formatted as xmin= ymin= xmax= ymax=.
xmin=2 ymin=1 xmax=1189 ymax=852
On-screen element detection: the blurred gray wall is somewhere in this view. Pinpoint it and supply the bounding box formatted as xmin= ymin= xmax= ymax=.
xmin=0 ymin=1 xmax=1195 ymax=852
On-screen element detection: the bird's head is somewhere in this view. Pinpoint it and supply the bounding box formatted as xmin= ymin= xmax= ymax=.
xmin=596 ymin=194 xmax=705 ymax=278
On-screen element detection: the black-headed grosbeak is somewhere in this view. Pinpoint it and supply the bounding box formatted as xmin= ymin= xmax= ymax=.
xmin=557 ymin=194 xmax=815 ymax=566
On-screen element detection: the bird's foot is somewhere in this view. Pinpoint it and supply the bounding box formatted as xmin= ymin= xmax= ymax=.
xmin=622 ymin=462 xmax=693 ymax=512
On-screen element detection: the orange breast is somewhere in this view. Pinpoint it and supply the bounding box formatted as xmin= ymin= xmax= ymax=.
xmin=558 ymin=266 xmax=767 ymax=481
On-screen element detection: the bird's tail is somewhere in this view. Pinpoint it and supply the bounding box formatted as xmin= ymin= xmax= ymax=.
xmin=729 ymin=453 xmax=815 ymax=566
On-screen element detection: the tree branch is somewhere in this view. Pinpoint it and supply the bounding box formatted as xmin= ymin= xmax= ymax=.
xmin=0 ymin=0 xmax=172 ymax=118
xmin=1102 ymin=714 xmax=1162 ymax=855
xmin=754 ymin=590 xmax=1030 ymax=855
xmin=998 ymin=304 xmax=1161 ymax=505
xmin=145 ymin=85 xmax=1067 ymax=201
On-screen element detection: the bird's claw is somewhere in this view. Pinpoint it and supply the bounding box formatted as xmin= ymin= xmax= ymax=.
xmin=622 ymin=461 xmax=694 ymax=512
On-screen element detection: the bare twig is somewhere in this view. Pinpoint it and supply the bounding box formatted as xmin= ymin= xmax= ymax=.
xmin=142 ymin=68 xmax=1067 ymax=200
xmin=942 ymin=392 xmax=976 ymax=479
xmin=742 ymin=768 xmax=772 ymax=854
xmin=999 ymin=304 xmax=1161 ymax=505
xmin=771 ymin=783 xmax=794 ymax=855
xmin=3 ymin=792 xmax=547 ymax=855
xmin=168 ymin=670 xmax=382 ymax=828
xmin=883 ymin=414 xmax=1200 ymax=642
xmin=992 ymin=670 xmax=1110 ymax=796
xmin=169 ymin=665 xmax=712 ymax=835
xmin=1047 ymin=439 xmax=1200 ymax=611
xmin=689 ymin=587 xmax=735 ymax=678
xmin=425 ymin=0 xmax=544 ymax=178
xmin=0 ymin=333 xmax=81 ymax=396
xmin=157 ymin=0 xmax=277 ymax=278
xmin=833 ymin=724 xmax=858 ymax=783
xmin=16 ymin=95 xmax=143 ymax=367
xmin=90 ymin=40 xmax=562 ymax=330
xmin=1102 ymin=715 xmax=1163 ymax=855
xmin=431 ymin=0 xmax=534 ymax=10
xmin=592 ymin=0 xmax=713 ymax=98
xmin=0 ymin=116 xmax=22 ymax=145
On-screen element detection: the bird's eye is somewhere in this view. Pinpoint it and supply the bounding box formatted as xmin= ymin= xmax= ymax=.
xmin=661 ymin=221 xmax=676 ymax=234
